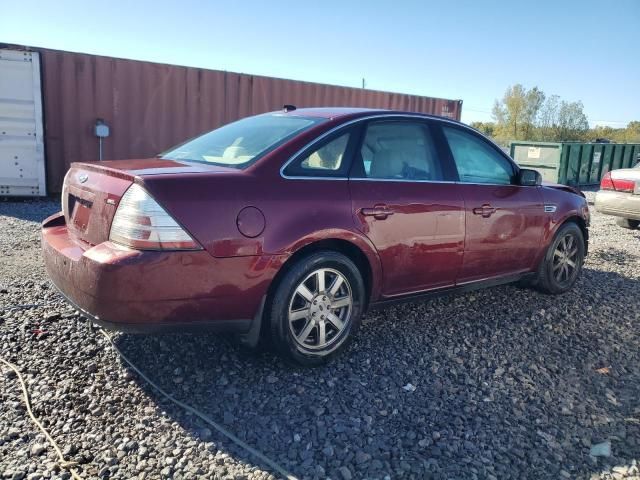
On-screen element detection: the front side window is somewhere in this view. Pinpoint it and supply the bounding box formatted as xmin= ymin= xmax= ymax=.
xmin=162 ymin=114 xmax=322 ymax=168
xmin=443 ymin=126 xmax=514 ymax=185
xmin=356 ymin=122 xmax=443 ymax=181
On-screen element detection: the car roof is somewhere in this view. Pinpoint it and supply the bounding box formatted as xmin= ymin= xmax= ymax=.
xmin=273 ymin=107 xmax=463 ymax=124
xmin=282 ymin=107 xmax=383 ymax=118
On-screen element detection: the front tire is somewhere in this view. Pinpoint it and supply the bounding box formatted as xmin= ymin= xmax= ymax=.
xmin=269 ymin=251 xmax=365 ymax=366
xmin=535 ymin=222 xmax=585 ymax=294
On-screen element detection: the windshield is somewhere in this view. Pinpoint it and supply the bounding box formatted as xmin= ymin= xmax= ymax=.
xmin=161 ymin=114 xmax=323 ymax=168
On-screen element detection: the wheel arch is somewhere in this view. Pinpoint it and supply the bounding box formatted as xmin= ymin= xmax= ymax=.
xmin=531 ymin=214 xmax=587 ymax=295
xmin=530 ymin=213 xmax=589 ymax=275
xmin=250 ymin=236 xmax=380 ymax=347
xmin=556 ymin=215 xmax=589 ymax=256
xmin=268 ymin=237 xmax=380 ymax=310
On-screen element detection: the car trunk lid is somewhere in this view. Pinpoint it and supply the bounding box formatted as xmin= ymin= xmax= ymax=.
xmin=62 ymin=158 xmax=226 ymax=246
xmin=610 ymin=168 xmax=640 ymax=183
xmin=62 ymin=164 xmax=135 ymax=246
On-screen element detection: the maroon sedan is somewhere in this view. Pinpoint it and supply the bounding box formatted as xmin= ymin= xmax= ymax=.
xmin=42 ymin=108 xmax=590 ymax=365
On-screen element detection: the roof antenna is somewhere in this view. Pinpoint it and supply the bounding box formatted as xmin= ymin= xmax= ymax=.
xmin=283 ymin=104 xmax=296 ymax=112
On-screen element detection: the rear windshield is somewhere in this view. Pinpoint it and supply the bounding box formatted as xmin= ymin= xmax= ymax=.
xmin=161 ymin=114 xmax=323 ymax=168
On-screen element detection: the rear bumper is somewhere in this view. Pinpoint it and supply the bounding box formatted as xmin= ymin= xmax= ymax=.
xmin=41 ymin=213 xmax=281 ymax=332
xmin=595 ymin=190 xmax=640 ymax=220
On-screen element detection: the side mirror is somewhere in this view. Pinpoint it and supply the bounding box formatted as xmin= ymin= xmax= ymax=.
xmin=518 ymin=168 xmax=542 ymax=186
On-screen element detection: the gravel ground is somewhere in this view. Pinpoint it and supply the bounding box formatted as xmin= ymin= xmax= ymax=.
xmin=1 ymin=196 xmax=639 ymax=480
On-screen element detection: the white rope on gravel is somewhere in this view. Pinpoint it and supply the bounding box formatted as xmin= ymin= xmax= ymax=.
xmin=99 ymin=329 xmax=299 ymax=480
xmin=0 ymin=357 xmax=84 ymax=480
xmin=2 ymin=301 xmax=298 ymax=480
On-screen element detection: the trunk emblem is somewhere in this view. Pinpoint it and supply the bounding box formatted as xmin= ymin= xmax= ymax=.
xmin=78 ymin=173 xmax=89 ymax=184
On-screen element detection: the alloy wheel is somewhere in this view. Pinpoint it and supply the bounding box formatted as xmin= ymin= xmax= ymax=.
xmin=552 ymin=233 xmax=579 ymax=285
xmin=288 ymin=268 xmax=353 ymax=350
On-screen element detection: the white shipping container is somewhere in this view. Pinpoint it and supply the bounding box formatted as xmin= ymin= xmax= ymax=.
xmin=0 ymin=49 xmax=46 ymax=196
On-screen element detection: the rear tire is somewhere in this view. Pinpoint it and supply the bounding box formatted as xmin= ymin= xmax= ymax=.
xmin=535 ymin=222 xmax=585 ymax=295
xmin=269 ymin=251 xmax=365 ymax=366
xmin=616 ymin=217 xmax=640 ymax=229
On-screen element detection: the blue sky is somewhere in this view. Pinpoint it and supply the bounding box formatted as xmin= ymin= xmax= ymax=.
xmin=2 ymin=0 xmax=638 ymax=126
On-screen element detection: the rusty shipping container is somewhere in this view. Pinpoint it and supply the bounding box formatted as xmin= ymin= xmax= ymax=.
xmin=1 ymin=44 xmax=463 ymax=194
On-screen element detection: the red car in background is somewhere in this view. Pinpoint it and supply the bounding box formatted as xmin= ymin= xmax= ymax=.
xmin=42 ymin=108 xmax=590 ymax=365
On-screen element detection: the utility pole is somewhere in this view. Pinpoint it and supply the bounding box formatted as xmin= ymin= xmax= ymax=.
xmin=362 ymin=78 xmax=366 ymax=89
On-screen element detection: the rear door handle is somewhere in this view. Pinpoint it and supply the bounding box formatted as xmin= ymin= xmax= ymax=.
xmin=472 ymin=204 xmax=497 ymax=218
xmin=361 ymin=205 xmax=394 ymax=220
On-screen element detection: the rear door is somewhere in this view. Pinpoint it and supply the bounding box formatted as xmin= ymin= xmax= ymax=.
xmin=349 ymin=119 xmax=465 ymax=297
xmin=439 ymin=124 xmax=545 ymax=283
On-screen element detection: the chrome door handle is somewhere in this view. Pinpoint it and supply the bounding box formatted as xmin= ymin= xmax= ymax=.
xmin=361 ymin=205 xmax=394 ymax=220
xmin=472 ymin=204 xmax=497 ymax=218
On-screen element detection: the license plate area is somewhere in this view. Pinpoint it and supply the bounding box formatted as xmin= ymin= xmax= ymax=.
xmin=634 ymin=181 xmax=640 ymax=195
xmin=67 ymin=186 xmax=95 ymax=232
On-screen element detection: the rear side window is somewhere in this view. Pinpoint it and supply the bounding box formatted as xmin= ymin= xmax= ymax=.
xmin=442 ymin=126 xmax=514 ymax=185
xmin=283 ymin=132 xmax=352 ymax=177
xmin=300 ymin=133 xmax=350 ymax=171
xmin=354 ymin=122 xmax=443 ymax=181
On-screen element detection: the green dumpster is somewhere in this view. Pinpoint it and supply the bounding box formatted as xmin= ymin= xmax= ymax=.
xmin=510 ymin=141 xmax=640 ymax=186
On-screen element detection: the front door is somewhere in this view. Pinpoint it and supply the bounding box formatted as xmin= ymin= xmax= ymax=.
xmin=440 ymin=125 xmax=545 ymax=283
xmin=349 ymin=120 xmax=465 ymax=297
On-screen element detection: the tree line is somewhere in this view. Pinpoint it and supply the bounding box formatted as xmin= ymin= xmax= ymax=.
xmin=470 ymin=84 xmax=640 ymax=146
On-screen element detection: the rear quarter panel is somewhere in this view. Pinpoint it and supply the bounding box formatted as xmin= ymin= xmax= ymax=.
xmin=142 ymin=168 xmax=384 ymax=301
xmin=141 ymin=114 xmax=386 ymax=301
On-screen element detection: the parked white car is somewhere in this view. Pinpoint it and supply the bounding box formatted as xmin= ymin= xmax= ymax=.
xmin=595 ymin=165 xmax=640 ymax=229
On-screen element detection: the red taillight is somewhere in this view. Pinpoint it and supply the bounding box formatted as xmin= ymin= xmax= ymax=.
xmin=612 ymin=178 xmax=635 ymax=193
xmin=600 ymin=172 xmax=614 ymax=190
xmin=109 ymin=184 xmax=202 ymax=250
xmin=601 ymin=172 xmax=635 ymax=192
